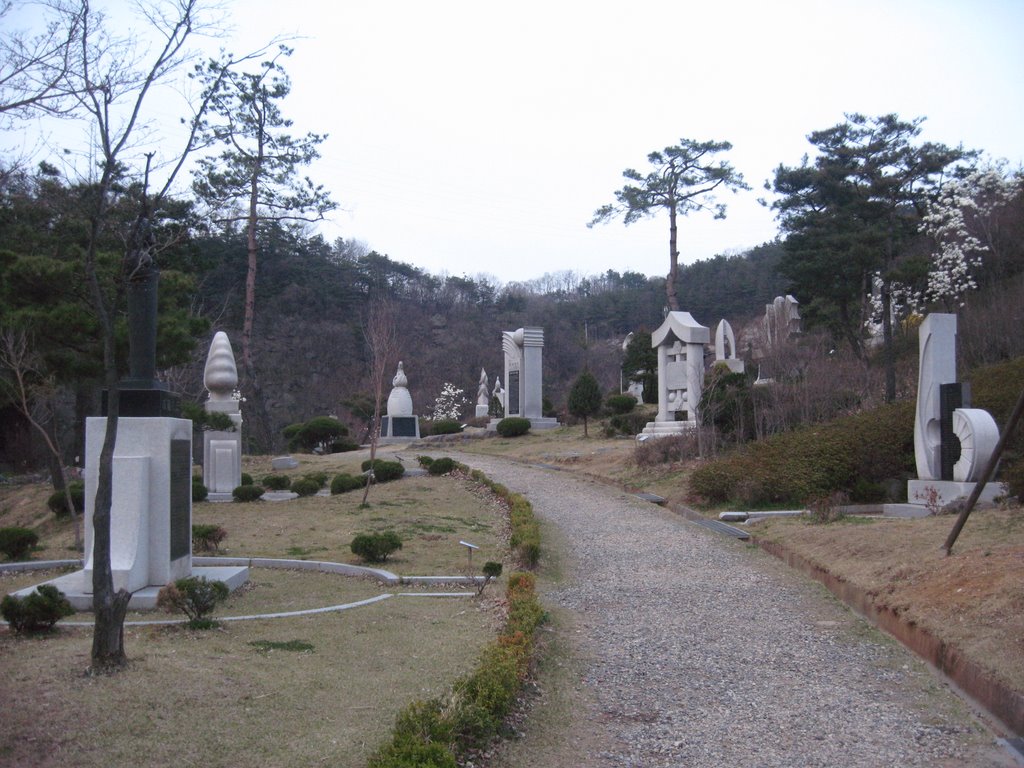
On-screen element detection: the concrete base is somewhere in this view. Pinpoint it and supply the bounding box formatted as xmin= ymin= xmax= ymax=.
xmin=13 ymin=565 xmax=250 ymax=611
xmin=637 ymin=420 xmax=697 ymax=440
xmin=884 ymin=479 xmax=1007 ymax=518
xmin=487 ymin=417 xmax=561 ymax=431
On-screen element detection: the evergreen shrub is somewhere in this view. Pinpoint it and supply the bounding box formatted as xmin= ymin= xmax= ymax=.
xmin=232 ymin=484 xmax=264 ymax=502
xmin=157 ymin=576 xmax=229 ymax=628
xmin=1 ymin=585 xmax=73 ymax=633
xmin=302 ymin=471 xmax=329 ymax=488
xmin=429 ymin=419 xmax=462 ymax=436
xmin=427 ymin=457 xmax=457 ymax=476
xmin=192 ymin=478 xmax=209 ymax=502
xmin=495 ymin=417 xmax=530 ymax=438
xmin=240 ymin=473 xmax=254 ymax=486
xmin=290 ymin=477 xmax=320 ymax=497
xmin=605 ymin=394 xmax=637 ymax=414
xmin=351 ymin=531 xmax=403 ymax=562
xmin=262 ymin=474 xmax=291 ymax=490
xmin=46 ymin=481 xmax=84 ymax=517
xmin=330 ymin=473 xmax=366 ymax=494
xmin=0 ymin=527 xmax=38 ymax=560
xmin=361 ymin=459 xmax=405 ymax=482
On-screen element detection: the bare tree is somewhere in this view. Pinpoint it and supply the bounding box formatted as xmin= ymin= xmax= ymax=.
xmin=0 ymin=0 xmax=85 ymax=122
xmin=360 ymin=299 xmax=397 ymax=507
xmin=0 ymin=328 xmax=81 ymax=547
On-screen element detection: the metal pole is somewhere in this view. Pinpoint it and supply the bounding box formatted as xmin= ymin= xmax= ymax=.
xmin=943 ymin=385 xmax=1024 ymax=555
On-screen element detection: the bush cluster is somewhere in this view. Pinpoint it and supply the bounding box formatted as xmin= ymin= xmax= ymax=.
xmin=351 ymin=531 xmax=403 ymax=563
xmin=240 ymin=473 xmax=254 ymax=486
xmin=1 ymin=585 xmax=73 ymax=633
xmin=330 ymin=473 xmax=367 ymax=494
xmin=633 ymin=432 xmax=699 ymax=466
xmin=495 ymin=417 xmax=530 ymax=438
xmin=0 ymin=527 xmax=38 ymax=560
xmin=368 ymin=573 xmax=545 ymax=767
xmin=46 ymin=481 xmax=84 ymax=517
xmin=688 ymin=401 xmax=916 ymax=508
xmin=303 ymin=472 xmax=329 ymax=489
xmin=361 ymin=459 xmax=405 ymax=483
xmin=232 ymin=484 xmax=264 ymax=502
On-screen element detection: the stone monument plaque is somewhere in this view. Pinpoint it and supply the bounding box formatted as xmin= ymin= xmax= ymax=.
xmin=391 ymin=416 xmax=418 ymax=437
xmin=507 ymin=371 xmax=520 ymax=415
xmin=169 ymin=439 xmax=191 ymax=560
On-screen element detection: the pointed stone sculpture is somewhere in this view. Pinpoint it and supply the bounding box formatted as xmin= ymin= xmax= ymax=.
xmin=714 ymin=319 xmax=745 ymax=374
xmin=476 ymin=368 xmax=490 ymax=418
xmin=381 ymin=361 xmax=420 ymax=442
xmin=202 ymin=332 xmax=243 ymax=500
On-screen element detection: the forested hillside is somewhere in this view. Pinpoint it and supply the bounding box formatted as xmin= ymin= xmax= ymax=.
xmin=0 ymin=159 xmax=786 ymax=464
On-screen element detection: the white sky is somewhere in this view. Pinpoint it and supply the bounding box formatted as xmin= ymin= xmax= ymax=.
xmin=7 ymin=0 xmax=1024 ymax=284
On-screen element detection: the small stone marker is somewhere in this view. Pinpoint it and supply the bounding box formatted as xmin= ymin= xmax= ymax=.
xmin=272 ymin=456 xmax=299 ymax=471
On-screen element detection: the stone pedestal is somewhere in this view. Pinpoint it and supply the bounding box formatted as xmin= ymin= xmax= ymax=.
xmin=83 ymin=417 xmax=193 ymax=594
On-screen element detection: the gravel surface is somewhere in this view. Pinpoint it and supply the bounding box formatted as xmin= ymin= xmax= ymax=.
xmin=451 ymin=453 xmax=1014 ymax=768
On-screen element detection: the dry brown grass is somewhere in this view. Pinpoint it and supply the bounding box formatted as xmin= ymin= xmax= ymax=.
xmin=0 ymin=450 xmax=510 ymax=768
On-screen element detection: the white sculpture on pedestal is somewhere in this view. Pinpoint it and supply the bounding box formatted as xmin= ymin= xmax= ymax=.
xmin=202 ymin=332 xmax=243 ymax=500
xmin=381 ymin=361 xmax=420 ymax=442
xmin=476 ymin=368 xmax=490 ymax=418
xmin=888 ymin=313 xmax=1004 ymax=515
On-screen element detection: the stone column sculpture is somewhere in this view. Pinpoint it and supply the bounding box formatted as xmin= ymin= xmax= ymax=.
xmin=495 ymin=327 xmax=558 ymax=430
xmin=380 ymin=362 xmax=420 ymax=442
xmin=639 ymin=311 xmax=710 ymax=439
xmin=476 ymin=368 xmax=490 ymax=418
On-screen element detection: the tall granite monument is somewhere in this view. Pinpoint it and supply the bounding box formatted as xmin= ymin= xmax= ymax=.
xmin=380 ymin=362 xmax=421 ymax=442
xmin=639 ymin=311 xmax=710 ymax=439
xmin=491 ymin=327 xmax=558 ymax=430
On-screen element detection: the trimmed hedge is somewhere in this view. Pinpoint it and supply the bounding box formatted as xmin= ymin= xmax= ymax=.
xmin=428 ymin=419 xmax=463 ymax=436
xmin=495 ymin=417 xmax=530 ymax=438
xmin=367 ymin=572 xmax=545 ymax=767
xmin=688 ymin=400 xmax=916 ymax=507
xmin=605 ymin=393 xmax=637 ymax=415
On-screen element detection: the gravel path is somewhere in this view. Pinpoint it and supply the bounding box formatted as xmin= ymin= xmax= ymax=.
xmin=450 ymin=453 xmax=1013 ymax=768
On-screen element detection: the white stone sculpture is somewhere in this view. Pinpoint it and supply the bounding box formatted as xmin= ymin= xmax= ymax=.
xmin=475 ymin=368 xmax=490 ymax=418
xmin=887 ymin=313 xmax=1004 ymax=515
xmin=202 ymin=332 xmax=243 ymax=500
xmin=764 ymin=295 xmax=801 ymax=347
xmin=714 ymin=319 xmax=745 ymax=374
xmin=381 ymin=361 xmax=420 ymax=442
xmin=639 ymin=312 xmax=710 ymax=439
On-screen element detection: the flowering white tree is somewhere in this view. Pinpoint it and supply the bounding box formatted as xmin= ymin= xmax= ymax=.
xmin=430 ymin=383 xmax=468 ymax=421
xmin=920 ymin=161 xmax=1023 ymax=309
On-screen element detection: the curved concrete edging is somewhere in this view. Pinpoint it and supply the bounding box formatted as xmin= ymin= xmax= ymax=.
xmin=754 ymin=536 xmax=1024 ymax=738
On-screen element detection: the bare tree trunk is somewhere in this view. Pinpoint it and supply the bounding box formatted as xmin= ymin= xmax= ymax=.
xmin=881 ymin=280 xmax=896 ymax=403
xmin=360 ymin=300 xmax=397 ymax=507
xmin=666 ymin=198 xmax=680 ymax=312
